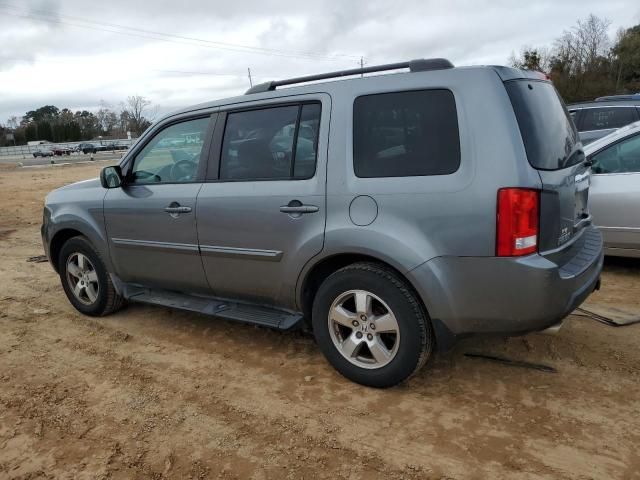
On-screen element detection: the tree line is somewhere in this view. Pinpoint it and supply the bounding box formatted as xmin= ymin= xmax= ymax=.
xmin=510 ymin=14 xmax=640 ymax=103
xmin=0 ymin=95 xmax=155 ymax=147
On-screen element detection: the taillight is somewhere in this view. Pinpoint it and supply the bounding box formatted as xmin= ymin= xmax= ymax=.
xmin=496 ymin=188 xmax=539 ymax=257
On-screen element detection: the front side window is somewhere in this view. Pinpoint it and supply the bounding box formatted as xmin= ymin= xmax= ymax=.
xmin=219 ymin=103 xmax=321 ymax=180
xmin=130 ymin=117 xmax=210 ymax=184
xmin=581 ymin=107 xmax=637 ymax=132
xmin=353 ymin=89 xmax=460 ymax=178
xmin=591 ymin=133 xmax=640 ymax=174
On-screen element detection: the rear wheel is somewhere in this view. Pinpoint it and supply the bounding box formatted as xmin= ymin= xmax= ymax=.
xmin=312 ymin=262 xmax=433 ymax=388
xmin=58 ymin=236 xmax=125 ymax=316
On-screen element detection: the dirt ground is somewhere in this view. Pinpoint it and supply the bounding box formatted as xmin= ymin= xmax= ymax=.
xmin=1 ymin=163 xmax=639 ymax=480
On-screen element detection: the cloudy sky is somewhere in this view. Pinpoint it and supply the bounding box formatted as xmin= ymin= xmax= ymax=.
xmin=1 ymin=0 xmax=639 ymax=122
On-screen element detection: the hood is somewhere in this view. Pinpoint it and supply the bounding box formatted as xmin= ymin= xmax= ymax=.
xmin=56 ymin=177 xmax=102 ymax=192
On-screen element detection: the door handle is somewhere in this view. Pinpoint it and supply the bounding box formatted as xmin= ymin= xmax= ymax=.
xmin=164 ymin=202 xmax=192 ymax=216
xmin=279 ymin=201 xmax=319 ymax=214
xmin=164 ymin=206 xmax=192 ymax=213
xmin=279 ymin=205 xmax=319 ymax=214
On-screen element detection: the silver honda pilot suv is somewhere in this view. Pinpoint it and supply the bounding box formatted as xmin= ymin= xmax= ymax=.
xmin=42 ymin=59 xmax=603 ymax=387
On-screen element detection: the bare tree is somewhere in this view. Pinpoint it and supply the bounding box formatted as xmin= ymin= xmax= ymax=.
xmin=122 ymin=95 xmax=155 ymax=135
xmin=7 ymin=116 xmax=20 ymax=130
xmin=554 ymin=14 xmax=611 ymax=76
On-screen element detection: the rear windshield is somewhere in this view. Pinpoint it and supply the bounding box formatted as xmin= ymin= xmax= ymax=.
xmin=506 ymin=80 xmax=583 ymax=170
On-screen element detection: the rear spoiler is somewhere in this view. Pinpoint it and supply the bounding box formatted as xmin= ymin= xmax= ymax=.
xmin=492 ymin=66 xmax=549 ymax=82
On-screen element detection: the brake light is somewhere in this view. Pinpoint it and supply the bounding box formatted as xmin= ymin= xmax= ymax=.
xmin=496 ymin=188 xmax=539 ymax=256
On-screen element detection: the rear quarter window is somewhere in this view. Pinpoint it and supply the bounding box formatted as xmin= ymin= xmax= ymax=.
xmin=581 ymin=107 xmax=638 ymax=131
xmin=353 ymin=89 xmax=460 ymax=178
xmin=506 ymin=80 xmax=582 ymax=170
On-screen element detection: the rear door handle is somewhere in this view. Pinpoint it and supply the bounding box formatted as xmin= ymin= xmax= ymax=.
xmin=279 ymin=205 xmax=319 ymax=214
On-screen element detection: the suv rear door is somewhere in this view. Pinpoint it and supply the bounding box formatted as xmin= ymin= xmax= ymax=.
xmin=196 ymin=95 xmax=329 ymax=307
xmin=506 ymin=79 xmax=591 ymax=254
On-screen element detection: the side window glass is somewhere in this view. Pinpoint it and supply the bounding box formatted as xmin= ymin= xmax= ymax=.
xmin=130 ymin=117 xmax=209 ymax=184
xmin=581 ymin=107 xmax=636 ymax=131
xmin=353 ymin=89 xmax=460 ymax=178
xmin=592 ymin=134 xmax=640 ymax=174
xmin=220 ymin=103 xmax=321 ymax=180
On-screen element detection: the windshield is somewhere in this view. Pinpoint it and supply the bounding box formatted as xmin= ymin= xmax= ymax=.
xmin=506 ymin=80 xmax=583 ymax=170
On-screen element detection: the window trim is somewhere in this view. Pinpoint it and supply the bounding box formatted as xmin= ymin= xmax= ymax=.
xmin=121 ymin=113 xmax=217 ymax=186
xmin=207 ymin=100 xmax=322 ymax=183
xmin=588 ymin=131 xmax=640 ymax=175
xmin=352 ymin=88 xmax=461 ymax=179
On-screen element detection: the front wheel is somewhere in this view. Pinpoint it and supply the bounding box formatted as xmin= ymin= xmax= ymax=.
xmin=312 ymin=262 xmax=433 ymax=388
xmin=58 ymin=236 xmax=125 ymax=316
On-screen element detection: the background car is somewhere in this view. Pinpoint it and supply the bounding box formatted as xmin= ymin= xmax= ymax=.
xmin=32 ymin=147 xmax=54 ymax=157
xmin=52 ymin=146 xmax=72 ymax=156
xmin=586 ymin=120 xmax=640 ymax=257
xmin=568 ymin=94 xmax=640 ymax=145
xmin=77 ymin=143 xmax=98 ymax=154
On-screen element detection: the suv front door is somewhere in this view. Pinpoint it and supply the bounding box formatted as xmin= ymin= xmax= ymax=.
xmin=196 ymin=97 xmax=329 ymax=307
xmin=104 ymin=114 xmax=216 ymax=292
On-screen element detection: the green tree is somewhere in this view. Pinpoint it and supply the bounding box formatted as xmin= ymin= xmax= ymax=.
xmin=613 ymin=25 xmax=640 ymax=92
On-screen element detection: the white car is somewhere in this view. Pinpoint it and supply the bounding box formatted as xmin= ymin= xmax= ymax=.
xmin=585 ymin=121 xmax=640 ymax=258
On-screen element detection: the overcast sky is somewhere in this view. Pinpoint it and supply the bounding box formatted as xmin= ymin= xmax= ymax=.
xmin=1 ymin=0 xmax=639 ymax=123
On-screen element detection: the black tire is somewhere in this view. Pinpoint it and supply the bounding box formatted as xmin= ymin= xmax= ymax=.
xmin=312 ymin=262 xmax=433 ymax=388
xmin=58 ymin=236 xmax=126 ymax=316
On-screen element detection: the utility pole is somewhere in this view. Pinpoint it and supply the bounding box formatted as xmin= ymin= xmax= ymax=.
xmin=247 ymin=67 xmax=253 ymax=87
xmin=360 ymin=56 xmax=364 ymax=77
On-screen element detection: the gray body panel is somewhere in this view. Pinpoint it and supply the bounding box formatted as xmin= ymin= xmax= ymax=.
xmin=42 ymin=63 xmax=604 ymax=346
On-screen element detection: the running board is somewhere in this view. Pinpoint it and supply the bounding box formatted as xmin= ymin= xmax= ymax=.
xmin=125 ymin=287 xmax=304 ymax=331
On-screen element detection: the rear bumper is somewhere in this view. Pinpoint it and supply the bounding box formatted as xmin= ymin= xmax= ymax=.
xmin=408 ymin=226 xmax=603 ymax=344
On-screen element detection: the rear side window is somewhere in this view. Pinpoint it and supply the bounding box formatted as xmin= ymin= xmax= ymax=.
xmin=353 ymin=89 xmax=460 ymax=178
xmin=580 ymin=107 xmax=638 ymax=132
xmin=506 ymin=80 xmax=582 ymax=170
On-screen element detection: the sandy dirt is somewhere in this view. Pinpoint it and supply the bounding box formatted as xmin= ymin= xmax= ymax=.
xmin=1 ymin=163 xmax=639 ymax=479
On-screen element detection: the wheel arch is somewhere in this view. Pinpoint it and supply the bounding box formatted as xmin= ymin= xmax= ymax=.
xmin=298 ymin=253 xmax=425 ymax=322
xmin=49 ymin=228 xmax=86 ymax=272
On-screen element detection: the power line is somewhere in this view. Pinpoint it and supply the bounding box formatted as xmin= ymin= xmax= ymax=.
xmin=0 ymin=55 xmax=250 ymax=78
xmin=0 ymin=3 xmax=361 ymax=62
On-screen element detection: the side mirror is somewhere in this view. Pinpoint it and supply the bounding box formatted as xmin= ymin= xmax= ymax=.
xmin=100 ymin=165 xmax=123 ymax=188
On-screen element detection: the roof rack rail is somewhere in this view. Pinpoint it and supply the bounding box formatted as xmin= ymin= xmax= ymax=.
xmin=595 ymin=93 xmax=640 ymax=102
xmin=245 ymin=58 xmax=454 ymax=94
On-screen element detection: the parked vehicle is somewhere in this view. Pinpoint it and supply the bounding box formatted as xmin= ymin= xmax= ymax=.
xmin=33 ymin=147 xmax=54 ymax=158
xmin=77 ymin=143 xmax=98 ymax=154
xmin=568 ymin=94 xmax=640 ymax=145
xmin=585 ymin=121 xmax=640 ymax=258
xmin=52 ymin=146 xmax=72 ymax=156
xmin=42 ymin=59 xmax=603 ymax=387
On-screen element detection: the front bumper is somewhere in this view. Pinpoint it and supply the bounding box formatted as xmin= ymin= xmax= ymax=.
xmin=408 ymin=226 xmax=603 ymax=343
